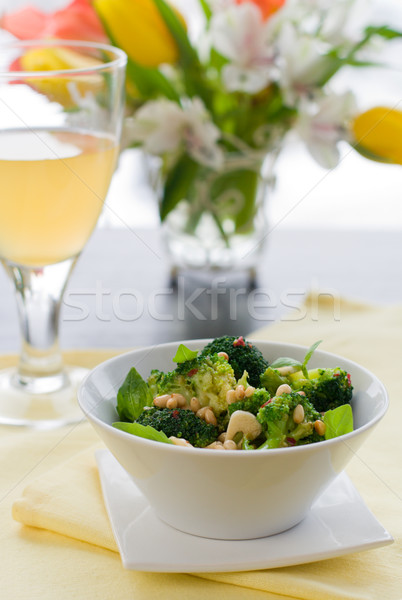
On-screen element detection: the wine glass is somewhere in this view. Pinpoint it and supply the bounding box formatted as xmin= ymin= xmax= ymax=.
xmin=0 ymin=40 xmax=126 ymax=427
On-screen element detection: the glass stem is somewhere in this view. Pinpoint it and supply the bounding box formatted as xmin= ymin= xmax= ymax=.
xmin=3 ymin=258 xmax=77 ymax=394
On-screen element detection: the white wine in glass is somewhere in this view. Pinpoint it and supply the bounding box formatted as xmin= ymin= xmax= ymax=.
xmin=0 ymin=40 xmax=126 ymax=427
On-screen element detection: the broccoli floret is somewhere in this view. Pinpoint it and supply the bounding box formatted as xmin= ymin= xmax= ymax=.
xmin=257 ymin=392 xmax=322 ymax=448
xmin=200 ymin=336 xmax=269 ymax=387
xmin=290 ymin=368 xmax=353 ymax=413
xmin=135 ymin=407 xmax=218 ymax=448
xmin=147 ymin=369 xmax=194 ymax=402
xmin=228 ymin=388 xmax=271 ymax=416
xmin=260 ymin=367 xmax=289 ymax=396
xmin=192 ymin=353 xmax=236 ymax=415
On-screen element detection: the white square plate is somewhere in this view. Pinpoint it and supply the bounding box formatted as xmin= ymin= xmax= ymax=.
xmin=96 ymin=449 xmax=393 ymax=572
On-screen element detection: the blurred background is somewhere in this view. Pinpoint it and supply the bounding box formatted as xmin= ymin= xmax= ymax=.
xmin=0 ymin=0 xmax=401 ymax=349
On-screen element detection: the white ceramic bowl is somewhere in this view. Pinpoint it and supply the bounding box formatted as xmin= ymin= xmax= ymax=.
xmin=78 ymin=340 xmax=388 ymax=540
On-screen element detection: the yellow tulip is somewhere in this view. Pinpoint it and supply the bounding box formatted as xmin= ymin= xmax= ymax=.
xmin=94 ymin=0 xmax=181 ymax=68
xmin=352 ymin=107 xmax=402 ymax=165
xmin=20 ymin=47 xmax=103 ymax=104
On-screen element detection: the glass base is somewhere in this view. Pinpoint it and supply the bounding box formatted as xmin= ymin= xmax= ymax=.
xmin=0 ymin=366 xmax=88 ymax=429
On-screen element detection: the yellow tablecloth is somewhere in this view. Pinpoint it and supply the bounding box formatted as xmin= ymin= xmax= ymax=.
xmin=2 ymin=295 xmax=402 ymax=599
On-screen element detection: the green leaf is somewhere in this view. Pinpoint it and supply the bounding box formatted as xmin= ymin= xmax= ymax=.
xmin=152 ymin=0 xmax=198 ymax=67
xmin=364 ymin=25 xmax=402 ymax=40
xmin=116 ymin=367 xmax=153 ymax=422
xmin=270 ymin=357 xmax=302 ymax=370
xmin=269 ymin=341 xmax=322 ymax=378
xmin=324 ymin=405 xmax=354 ymax=440
xmin=301 ymin=340 xmax=322 ymax=378
xmin=160 ymin=154 xmax=199 ymax=221
xmin=199 ymin=0 xmax=212 ymax=21
xmin=151 ymin=0 xmax=212 ymax=104
xmin=113 ymin=421 xmax=172 ymax=444
xmin=173 ymin=344 xmax=199 ymax=363
xmin=126 ymin=58 xmax=179 ymax=101
xmin=209 ymin=168 xmax=260 ymax=233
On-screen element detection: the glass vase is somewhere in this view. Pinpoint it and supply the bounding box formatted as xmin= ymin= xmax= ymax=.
xmin=152 ymin=151 xmax=279 ymax=279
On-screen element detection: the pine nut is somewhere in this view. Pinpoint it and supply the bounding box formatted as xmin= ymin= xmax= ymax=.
xmin=235 ymin=384 xmax=245 ymax=400
xmin=153 ymin=394 xmax=170 ymax=408
xmin=276 ymin=383 xmax=292 ymax=396
xmin=217 ymin=352 xmax=229 ymax=361
xmin=293 ymin=404 xmax=305 ymax=424
xmin=196 ymin=406 xmax=209 ymax=419
xmin=172 ymin=393 xmax=187 ymax=408
xmin=190 ymin=397 xmax=200 ymax=412
xmin=314 ymin=420 xmax=326 ymax=436
xmin=223 ymin=440 xmax=237 ymax=450
xmin=218 ymin=432 xmax=227 ymax=443
xmin=169 ymin=436 xmax=192 ymax=447
xmin=166 ymin=397 xmax=178 ymax=409
xmin=226 ymin=389 xmax=237 ymax=404
xmin=277 ymin=366 xmax=296 ymax=376
xmin=297 ymin=391 xmax=306 ymax=396
xmin=205 ymin=441 xmax=224 ymax=450
xmin=204 ymin=408 xmax=217 ymax=426
xmin=244 ymin=386 xmax=255 ymax=398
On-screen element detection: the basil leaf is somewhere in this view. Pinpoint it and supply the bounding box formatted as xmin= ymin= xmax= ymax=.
xmin=173 ymin=344 xmax=199 ymax=363
xmin=324 ymin=404 xmax=354 ymax=440
xmin=301 ymin=340 xmax=322 ymax=378
xmin=270 ymin=340 xmax=322 ymax=375
xmin=270 ymin=357 xmax=302 ymax=369
xmin=116 ymin=367 xmax=153 ymax=422
xmin=113 ymin=421 xmax=172 ymax=444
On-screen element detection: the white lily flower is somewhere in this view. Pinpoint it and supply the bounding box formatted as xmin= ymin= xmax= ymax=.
xmin=125 ymin=98 xmax=223 ymax=170
xmin=295 ymin=92 xmax=357 ymax=168
xmin=181 ymin=98 xmax=224 ymax=169
xmin=209 ymin=3 xmax=276 ymax=94
xmin=275 ymin=22 xmax=336 ymax=104
xmin=125 ymin=99 xmax=186 ymax=154
xmin=271 ymin=0 xmax=356 ymax=44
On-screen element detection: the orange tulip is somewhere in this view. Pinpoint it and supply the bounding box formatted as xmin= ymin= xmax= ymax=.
xmin=94 ymin=0 xmax=181 ymax=68
xmin=352 ymin=107 xmax=402 ymax=165
xmin=1 ymin=0 xmax=107 ymax=43
xmin=235 ymin=0 xmax=286 ymax=21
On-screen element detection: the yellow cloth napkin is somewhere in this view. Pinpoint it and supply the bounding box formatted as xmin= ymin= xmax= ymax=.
xmin=6 ymin=297 xmax=402 ymax=599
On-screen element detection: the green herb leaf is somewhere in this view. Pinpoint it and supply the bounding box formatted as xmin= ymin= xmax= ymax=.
xmin=269 ymin=340 xmax=322 ymax=378
xmin=160 ymin=154 xmax=199 ymax=220
xmin=116 ymin=367 xmax=153 ymax=422
xmin=324 ymin=404 xmax=354 ymax=440
xmin=113 ymin=421 xmax=172 ymax=444
xmin=270 ymin=357 xmax=302 ymax=369
xmin=301 ymin=340 xmax=322 ymax=378
xmin=173 ymin=344 xmax=199 ymax=363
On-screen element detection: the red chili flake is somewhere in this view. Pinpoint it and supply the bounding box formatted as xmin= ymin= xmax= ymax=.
xmin=347 ymin=373 xmax=352 ymax=386
xmin=172 ymin=410 xmax=179 ymax=419
xmin=286 ymin=437 xmax=296 ymax=446
xmin=261 ymin=399 xmax=272 ymax=407
xmin=187 ymin=368 xmax=198 ymax=377
xmin=233 ymin=336 xmax=246 ymax=347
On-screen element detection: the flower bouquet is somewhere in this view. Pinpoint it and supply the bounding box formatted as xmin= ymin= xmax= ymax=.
xmin=3 ymin=0 xmax=402 ymax=270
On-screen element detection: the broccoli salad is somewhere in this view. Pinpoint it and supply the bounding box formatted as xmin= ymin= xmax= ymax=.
xmin=113 ymin=336 xmax=354 ymax=450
